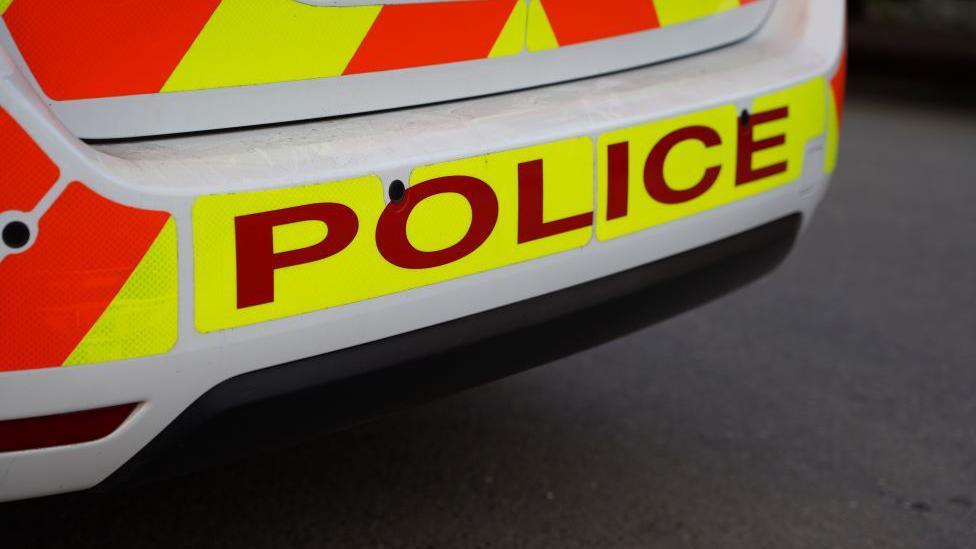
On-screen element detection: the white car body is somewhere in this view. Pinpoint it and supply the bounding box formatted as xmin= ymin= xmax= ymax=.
xmin=0 ymin=0 xmax=845 ymax=501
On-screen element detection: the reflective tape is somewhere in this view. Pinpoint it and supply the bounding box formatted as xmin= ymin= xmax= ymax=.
xmin=0 ymin=110 xmax=178 ymax=372
xmin=4 ymin=0 xmax=759 ymax=100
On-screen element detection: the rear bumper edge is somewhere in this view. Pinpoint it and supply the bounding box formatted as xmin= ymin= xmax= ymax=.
xmin=101 ymin=213 xmax=802 ymax=489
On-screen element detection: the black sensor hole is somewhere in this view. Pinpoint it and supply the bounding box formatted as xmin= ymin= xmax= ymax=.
xmin=389 ymin=180 xmax=406 ymax=203
xmin=2 ymin=221 xmax=31 ymax=249
xmin=739 ymin=109 xmax=751 ymax=127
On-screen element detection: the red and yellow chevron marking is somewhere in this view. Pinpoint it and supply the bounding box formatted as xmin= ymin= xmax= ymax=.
xmin=3 ymin=0 xmax=758 ymax=100
xmin=528 ymin=0 xmax=660 ymax=49
xmin=344 ymin=0 xmax=523 ymax=75
xmin=0 ymin=111 xmax=177 ymax=372
xmin=2 ymin=0 xmax=223 ymax=100
xmin=529 ymin=0 xmax=759 ymax=51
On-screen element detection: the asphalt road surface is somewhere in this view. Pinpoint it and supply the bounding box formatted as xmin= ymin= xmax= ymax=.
xmin=3 ymin=61 xmax=976 ymax=548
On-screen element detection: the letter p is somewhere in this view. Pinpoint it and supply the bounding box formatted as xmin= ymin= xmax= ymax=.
xmin=234 ymin=203 xmax=358 ymax=309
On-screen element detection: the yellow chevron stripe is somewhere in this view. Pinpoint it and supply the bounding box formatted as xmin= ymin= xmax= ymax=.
xmin=526 ymin=0 xmax=559 ymax=52
xmin=64 ymin=219 xmax=178 ymax=366
xmin=652 ymin=0 xmax=742 ymax=27
xmin=161 ymin=0 xmax=381 ymax=93
xmin=0 ymin=0 xmax=13 ymax=16
xmin=488 ymin=0 xmax=527 ymax=58
xmin=825 ymin=87 xmax=840 ymax=174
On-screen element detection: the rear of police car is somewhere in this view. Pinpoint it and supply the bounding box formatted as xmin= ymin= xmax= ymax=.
xmin=0 ymin=0 xmax=845 ymax=500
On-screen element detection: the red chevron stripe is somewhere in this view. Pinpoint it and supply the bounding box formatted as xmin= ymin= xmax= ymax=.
xmin=344 ymin=0 xmax=518 ymax=75
xmin=831 ymin=50 xmax=847 ymax=123
xmin=2 ymin=0 xmax=221 ymax=100
xmin=0 ymin=183 xmax=169 ymax=371
xmin=540 ymin=0 xmax=659 ymax=47
xmin=0 ymin=108 xmax=59 ymax=212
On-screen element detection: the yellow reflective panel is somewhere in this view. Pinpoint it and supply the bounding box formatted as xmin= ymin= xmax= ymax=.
xmin=194 ymin=137 xmax=593 ymax=332
xmin=597 ymin=105 xmax=739 ymax=241
xmin=748 ymin=78 xmax=828 ymax=189
xmin=406 ymin=192 xmax=475 ymax=252
xmin=193 ymin=78 xmax=827 ymax=332
xmin=596 ymin=78 xmax=826 ymax=242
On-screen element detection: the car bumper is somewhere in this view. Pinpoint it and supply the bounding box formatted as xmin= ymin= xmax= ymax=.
xmin=0 ymin=0 xmax=845 ymax=501
xmin=102 ymin=213 xmax=803 ymax=488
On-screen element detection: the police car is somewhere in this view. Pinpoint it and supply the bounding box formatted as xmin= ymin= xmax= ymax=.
xmin=0 ymin=0 xmax=845 ymax=500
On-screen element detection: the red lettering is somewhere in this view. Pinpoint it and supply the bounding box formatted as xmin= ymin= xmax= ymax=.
xmin=517 ymin=159 xmax=592 ymax=243
xmin=606 ymin=142 xmax=630 ymax=220
xmin=376 ymin=176 xmax=498 ymax=269
xmin=644 ymin=126 xmax=723 ymax=204
xmin=736 ymin=106 xmax=789 ymax=185
xmin=235 ymin=203 xmax=359 ymax=309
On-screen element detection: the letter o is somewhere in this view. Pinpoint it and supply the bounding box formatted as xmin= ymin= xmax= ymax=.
xmin=376 ymin=176 xmax=499 ymax=269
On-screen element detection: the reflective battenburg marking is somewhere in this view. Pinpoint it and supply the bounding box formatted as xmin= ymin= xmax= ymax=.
xmin=0 ymin=185 xmax=177 ymax=371
xmin=194 ymin=79 xmax=827 ymax=332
